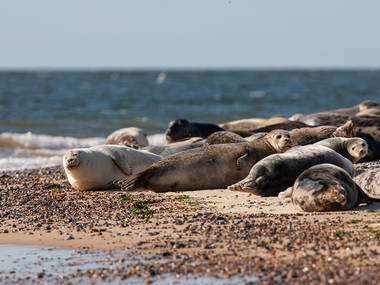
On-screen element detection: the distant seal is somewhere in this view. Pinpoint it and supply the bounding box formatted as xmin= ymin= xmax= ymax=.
xmin=249 ymin=121 xmax=308 ymax=133
xmin=297 ymin=100 xmax=380 ymax=125
xmin=205 ymin=131 xmax=246 ymax=145
xmin=354 ymin=169 xmax=380 ymax=201
xmin=106 ymin=127 xmax=149 ymax=149
xmin=351 ymin=115 xmax=380 ymax=141
xmin=115 ymin=130 xmax=293 ymax=192
xmin=219 ymin=118 xmax=267 ymax=132
xmin=142 ymin=139 xmax=204 ymax=157
xmin=63 ymin=145 xmax=161 ymax=191
xmin=283 ymin=164 xmax=363 ymax=212
xmin=165 ymin=119 xmax=225 ymax=143
xmin=354 ymin=131 xmax=380 ymax=162
xmin=228 ymin=145 xmax=355 ymax=196
xmin=298 ymin=112 xmax=350 ymax=126
xmin=314 ymin=137 xmax=368 ymax=163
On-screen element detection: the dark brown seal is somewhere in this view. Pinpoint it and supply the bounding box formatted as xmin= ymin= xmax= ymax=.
xmin=115 ymin=130 xmax=293 ymax=192
xmin=165 ymin=119 xmax=225 ymax=143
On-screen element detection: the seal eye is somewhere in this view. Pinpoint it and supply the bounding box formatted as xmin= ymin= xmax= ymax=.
xmin=352 ymin=146 xmax=355 ymax=150
xmin=276 ymin=135 xmax=282 ymax=139
xmin=361 ymin=143 xmax=365 ymax=147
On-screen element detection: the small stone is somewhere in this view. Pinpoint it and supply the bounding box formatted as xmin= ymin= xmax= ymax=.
xmin=64 ymin=235 xmax=74 ymax=240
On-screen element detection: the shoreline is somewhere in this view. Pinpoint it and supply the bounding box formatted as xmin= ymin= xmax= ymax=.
xmin=1 ymin=164 xmax=380 ymax=283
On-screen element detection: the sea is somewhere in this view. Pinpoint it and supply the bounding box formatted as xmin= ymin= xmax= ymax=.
xmin=1 ymin=70 xmax=379 ymax=172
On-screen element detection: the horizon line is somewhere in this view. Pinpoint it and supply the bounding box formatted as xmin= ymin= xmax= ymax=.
xmin=1 ymin=66 xmax=380 ymax=72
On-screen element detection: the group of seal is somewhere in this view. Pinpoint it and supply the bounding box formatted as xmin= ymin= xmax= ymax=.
xmin=63 ymin=99 xmax=380 ymax=213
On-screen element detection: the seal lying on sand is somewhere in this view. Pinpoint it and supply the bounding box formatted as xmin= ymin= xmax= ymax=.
xmin=355 ymin=131 xmax=380 ymax=162
xmin=143 ymin=139 xmax=204 ymax=157
xmin=296 ymin=100 xmax=380 ymax=125
xmin=106 ymin=127 xmax=149 ymax=149
xmin=353 ymin=169 xmax=380 ymax=200
xmin=249 ymin=121 xmax=308 ymax=133
xmin=289 ymin=120 xmax=355 ymax=146
xmin=205 ymin=131 xmax=246 ymax=145
xmin=219 ymin=118 xmax=267 ymax=132
xmin=351 ymin=115 xmax=380 ymax=141
xmin=115 ymin=130 xmax=293 ymax=192
xmin=228 ymin=145 xmax=355 ymax=196
xmin=279 ymin=164 xmax=364 ymax=212
xmin=165 ymin=119 xmax=225 ymax=143
xmin=63 ymin=145 xmax=161 ymax=191
xmin=314 ymin=137 xmax=368 ymax=163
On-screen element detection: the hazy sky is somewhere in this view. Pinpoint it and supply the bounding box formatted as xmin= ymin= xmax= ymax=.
xmin=1 ymin=0 xmax=380 ymax=69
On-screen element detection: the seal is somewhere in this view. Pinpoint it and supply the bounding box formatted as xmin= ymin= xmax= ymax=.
xmin=283 ymin=164 xmax=362 ymax=212
xmin=205 ymin=131 xmax=246 ymax=145
xmin=351 ymin=115 xmax=380 ymax=141
xmin=296 ymin=100 xmax=380 ymax=125
xmin=289 ymin=120 xmax=355 ymax=146
xmin=106 ymin=127 xmax=149 ymax=149
xmin=354 ymin=131 xmax=380 ymax=162
xmin=298 ymin=113 xmax=350 ymax=126
xmin=228 ymin=145 xmax=355 ymax=197
xmin=219 ymin=118 xmax=267 ymax=132
xmin=143 ymin=139 xmax=204 ymax=157
xmin=63 ymin=145 xmax=161 ymax=191
xmin=249 ymin=121 xmax=308 ymax=133
xmin=314 ymin=137 xmax=368 ymax=163
xmin=115 ymin=130 xmax=293 ymax=192
xmin=353 ymin=169 xmax=380 ymax=200
xmin=165 ymin=119 xmax=225 ymax=143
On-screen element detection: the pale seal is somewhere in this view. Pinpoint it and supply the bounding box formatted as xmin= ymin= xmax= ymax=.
xmin=249 ymin=121 xmax=308 ymax=133
xmin=63 ymin=145 xmax=161 ymax=191
xmin=106 ymin=127 xmax=149 ymax=149
xmin=314 ymin=137 xmax=368 ymax=163
xmin=281 ymin=164 xmax=363 ymax=212
xmin=115 ymin=130 xmax=293 ymax=192
xmin=351 ymin=115 xmax=380 ymax=141
xmin=165 ymin=119 xmax=225 ymax=143
xmin=228 ymin=145 xmax=355 ymax=196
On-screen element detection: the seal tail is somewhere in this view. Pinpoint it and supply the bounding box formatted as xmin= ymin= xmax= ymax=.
xmin=114 ymin=169 xmax=151 ymax=191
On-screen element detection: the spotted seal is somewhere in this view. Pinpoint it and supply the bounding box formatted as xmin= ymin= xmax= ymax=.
xmin=282 ymin=164 xmax=363 ymax=212
xmin=228 ymin=145 xmax=355 ymax=196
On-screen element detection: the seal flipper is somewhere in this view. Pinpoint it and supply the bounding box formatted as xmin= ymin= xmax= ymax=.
xmin=106 ymin=149 xmax=133 ymax=176
xmin=236 ymin=152 xmax=254 ymax=171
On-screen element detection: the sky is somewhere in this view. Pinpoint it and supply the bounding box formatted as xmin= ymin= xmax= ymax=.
xmin=1 ymin=0 xmax=380 ymax=69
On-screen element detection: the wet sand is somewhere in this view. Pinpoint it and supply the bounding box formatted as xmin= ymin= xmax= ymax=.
xmin=0 ymin=163 xmax=380 ymax=284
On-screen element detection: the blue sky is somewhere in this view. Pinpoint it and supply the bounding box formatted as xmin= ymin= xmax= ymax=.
xmin=1 ymin=0 xmax=379 ymax=69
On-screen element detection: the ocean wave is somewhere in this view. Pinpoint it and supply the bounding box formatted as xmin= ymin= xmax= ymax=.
xmin=0 ymin=132 xmax=165 ymax=171
xmin=0 ymin=132 xmax=105 ymax=149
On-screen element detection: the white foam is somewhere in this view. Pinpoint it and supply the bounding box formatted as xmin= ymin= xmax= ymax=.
xmin=0 ymin=132 xmax=166 ymax=171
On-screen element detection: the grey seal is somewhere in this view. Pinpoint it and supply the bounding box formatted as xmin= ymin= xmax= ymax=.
xmin=282 ymin=164 xmax=364 ymax=212
xmin=228 ymin=145 xmax=355 ymax=196
xmin=314 ymin=137 xmax=368 ymax=163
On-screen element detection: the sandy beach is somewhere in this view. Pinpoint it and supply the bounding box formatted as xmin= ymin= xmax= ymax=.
xmin=1 ymin=162 xmax=380 ymax=284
